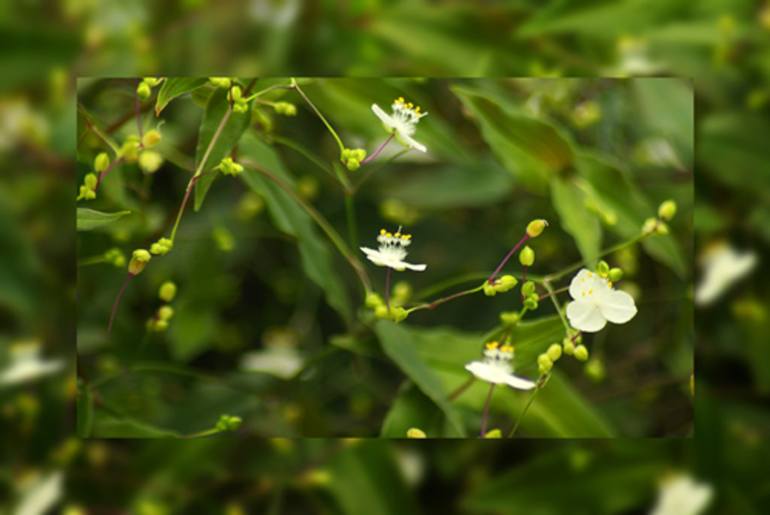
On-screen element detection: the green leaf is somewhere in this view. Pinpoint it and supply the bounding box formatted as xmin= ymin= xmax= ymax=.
xmin=92 ymin=413 xmax=181 ymax=438
xmin=381 ymin=382 xmax=461 ymax=437
xmin=551 ymin=177 xmax=602 ymax=265
xmin=633 ymin=78 xmax=693 ymax=166
xmin=453 ymin=86 xmax=574 ymax=192
xmin=155 ymin=78 xmax=208 ymax=115
xmin=193 ymin=88 xmax=252 ymax=211
xmin=577 ymin=153 xmax=686 ymax=277
xmin=374 ymin=320 xmax=466 ymax=436
xmin=77 ymin=385 xmax=94 ymax=438
xmin=76 ymin=208 xmax=131 ymax=231
xmin=239 ymin=134 xmax=353 ymax=322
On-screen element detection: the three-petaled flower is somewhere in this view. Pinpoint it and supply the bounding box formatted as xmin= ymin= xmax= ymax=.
xmin=465 ymin=342 xmax=536 ymax=390
xmin=371 ymin=97 xmax=428 ymax=152
xmin=360 ymin=228 xmax=427 ymax=272
xmin=566 ymin=268 xmax=637 ymax=332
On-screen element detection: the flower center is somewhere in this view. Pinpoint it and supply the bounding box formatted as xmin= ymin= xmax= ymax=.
xmin=482 ymin=341 xmax=514 ymax=372
xmin=377 ymin=227 xmax=412 ymax=260
xmin=390 ymin=97 xmax=426 ymax=135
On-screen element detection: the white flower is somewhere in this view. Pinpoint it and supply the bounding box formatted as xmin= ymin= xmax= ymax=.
xmin=371 ymin=97 xmax=428 ymax=152
xmin=240 ymin=346 xmax=304 ymax=380
xmin=695 ymin=243 xmax=757 ymax=306
xmin=565 ymin=268 xmax=637 ymax=333
xmin=360 ymin=228 xmax=426 ymax=272
xmin=650 ymin=474 xmax=713 ymax=515
xmin=464 ymin=342 xmax=536 ymax=390
xmin=15 ymin=471 xmax=64 ymax=515
xmin=0 ymin=342 xmax=63 ymax=387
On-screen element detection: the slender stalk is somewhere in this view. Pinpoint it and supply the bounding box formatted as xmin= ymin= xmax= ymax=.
xmin=135 ymin=94 xmax=143 ymax=138
xmin=542 ymin=279 xmax=570 ymax=334
xmin=384 ymin=268 xmax=393 ymax=310
xmin=352 ymin=149 xmax=409 ymax=193
xmin=291 ymin=79 xmax=345 ymax=152
xmin=538 ymin=285 xmax=569 ymax=301
xmin=244 ymin=161 xmax=372 ymax=292
xmin=361 ymin=134 xmax=394 ymax=164
xmin=406 ymin=284 xmax=485 ymax=314
xmin=508 ymin=384 xmax=542 ymax=438
xmin=272 ymin=135 xmax=349 ymax=191
xmin=449 ymin=376 xmax=475 ymax=401
xmin=344 ymin=193 xmax=358 ymax=249
xmin=244 ymin=83 xmax=293 ymax=102
xmin=480 ymin=383 xmax=496 ymax=437
xmin=107 ymin=273 xmax=134 ymax=335
xmin=78 ymin=255 xmax=108 ymax=267
xmin=95 ymin=156 xmax=125 ymax=190
xmin=488 ymin=234 xmax=530 ymax=284
xmin=545 ymin=233 xmax=647 ymax=282
xmin=78 ymin=104 xmax=120 ymax=155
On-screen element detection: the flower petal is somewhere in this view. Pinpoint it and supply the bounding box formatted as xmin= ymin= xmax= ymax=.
xmin=398 ymin=132 xmax=427 ymax=152
xmin=569 ymin=268 xmax=599 ymax=299
xmin=566 ymin=300 xmax=607 ymax=332
xmin=504 ymin=374 xmax=536 ymax=390
xmin=597 ymin=288 xmax=637 ymax=324
xmin=465 ymin=361 xmax=508 ymax=384
xmin=360 ymin=247 xmax=387 ymax=267
xmin=402 ymin=262 xmax=427 ymax=271
xmin=371 ymin=104 xmax=395 ymax=130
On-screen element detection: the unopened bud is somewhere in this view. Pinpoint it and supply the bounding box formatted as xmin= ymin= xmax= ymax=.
xmin=139 ymin=151 xmax=163 ymax=173
xmin=483 ymin=282 xmax=497 ymax=297
xmin=597 ymin=260 xmax=610 ymax=276
xmin=142 ymin=129 xmax=162 ymax=148
xmin=365 ymin=292 xmax=384 ymax=309
xmin=157 ymin=305 xmax=174 ymax=321
xmin=128 ymin=249 xmax=151 ymax=275
xmin=215 ymin=414 xmax=242 ymax=431
xmin=608 ymin=267 xmax=623 ymax=282
xmin=159 ymin=281 xmax=177 ymax=302
xmin=547 ymin=343 xmax=562 ymax=361
xmin=209 ymin=77 xmax=231 ymax=89
xmin=484 ymin=429 xmax=502 ymax=438
xmin=406 ymin=427 xmax=426 ymax=438
xmin=500 ymin=311 xmax=520 ymax=326
xmin=658 ymin=200 xmax=677 ymax=221
xmin=574 ymin=344 xmax=589 ymax=362
xmin=136 ymin=81 xmax=151 ymax=99
xmin=94 ymin=152 xmax=110 ymax=172
xmin=519 ymin=246 xmax=535 ymax=267
xmin=521 ymin=281 xmax=536 ymax=296
xmin=84 ymin=173 xmax=98 ymax=189
xmin=526 ymin=219 xmax=548 ymax=238
xmin=494 ymin=274 xmax=518 ymax=293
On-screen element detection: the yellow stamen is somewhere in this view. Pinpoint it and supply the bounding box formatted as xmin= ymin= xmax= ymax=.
xmin=402 ymin=234 xmax=412 ymax=240
xmin=380 ymin=229 xmax=387 ymax=235
xmin=485 ymin=341 xmax=499 ymax=350
xmin=500 ymin=344 xmax=513 ymax=354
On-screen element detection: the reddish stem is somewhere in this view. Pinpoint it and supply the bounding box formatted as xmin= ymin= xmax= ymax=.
xmin=487 ymin=233 xmax=530 ymax=284
xmin=480 ymin=383 xmax=496 ymax=437
xmin=361 ymin=134 xmax=394 ymax=165
xmin=108 ymin=273 xmax=135 ymax=335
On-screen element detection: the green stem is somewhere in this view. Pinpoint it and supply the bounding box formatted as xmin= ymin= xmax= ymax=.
xmin=291 ymin=78 xmax=345 ymax=152
xmin=244 ymin=83 xmax=293 ymax=102
xmin=78 ymin=255 xmax=108 ymax=267
xmin=344 ymin=193 xmax=358 ymax=249
xmin=545 ymin=233 xmax=648 ymax=282
xmin=272 ymin=135 xmax=349 ymax=191
xmin=78 ymin=104 xmax=121 ymax=155
xmin=508 ymin=382 xmax=543 ymax=438
xmin=480 ymin=383 xmax=496 ymax=437
xmin=406 ymin=284 xmax=485 ymax=314
xmin=448 ymin=376 xmax=475 ymax=401
xmin=244 ymin=160 xmax=372 ymax=293
xmin=542 ymin=279 xmax=570 ymax=334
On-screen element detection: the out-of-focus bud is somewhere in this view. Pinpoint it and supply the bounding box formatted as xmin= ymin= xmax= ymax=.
xmin=406 ymin=427 xmax=427 ymax=438
xmin=526 ymin=219 xmax=548 ymax=238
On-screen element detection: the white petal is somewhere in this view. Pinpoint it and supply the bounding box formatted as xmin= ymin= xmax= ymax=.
xmin=569 ymin=268 xmax=599 ymax=299
xmin=597 ymin=288 xmax=637 ymax=324
xmin=371 ymin=104 xmax=395 ymax=130
xmin=465 ymin=361 xmax=508 ymax=384
xmin=360 ymin=247 xmax=387 ymax=267
xmin=402 ymin=262 xmax=427 ymax=271
xmin=566 ymin=300 xmax=607 ymax=332
xmin=398 ymin=132 xmax=427 ymax=152
xmin=504 ymin=374 xmax=537 ymax=390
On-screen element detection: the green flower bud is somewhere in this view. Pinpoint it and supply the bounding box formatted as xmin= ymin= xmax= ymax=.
xmin=94 ymin=152 xmax=110 ymax=173
xmin=406 ymin=427 xmax=426 ymax=438
xmin=345 ymin=159 xmax=360 ymax=171
xmin=655 ymin=222 xmax=669 ymax=235
xmin=483 ymin=282 xmax=497 ymax=297
xmin=104 ymin=248 xmax=126 ymax=268
xmin=139 ymin=151 xmax=164 ymax=173
xmin=500 ymin=311 xmax=520 ymax=326
xmin=77 ymin=185 xmax=96 ymax=201
xmin=84 ymin=173 xmax=98 ymax=189
xmin=392 ymin=281 xmax=412 ymax=302
xmin=374 ymin=305 xmax=389 ymax=318
xmin=562 ymin=338 xmax=575 ymax=355
xmin=585 ymin=359 xmax=606 ymax=382
xmin=119 ymin=136 xmax=141 ymax=162
xmin=228 ymin=86 xmax=243 ymax=102
xmin=521 ymin=281 xmax=536 ymax=296
xmin=128 ymin=249 xmax=152 ymax=275
xmin=574 ymin=344 xmax=589 ymax=362
xmin=159 ymin=281 xmax=177 ymax=302
xmin=642 ymin=217 xmax=658 ymax=235
xmin=341 ymin=148 xmax=352 ymax=160
xmin=142 ymin=129 xmax=162 ymax=148
xmin=232 ymin=102 xmax=249 ymax=114
xmin=136 ymin=81 xmax=151 ymax=99
xmin=524 ymin=295 xmax=539 ymax=310
xmin=597 ymin=260 xmax=610 ymax=277
xmin=608 ymin=267 xmax=623 ymax=282
xmin=547 ymin=343 xmax=562 ymax=361
xmin=157 ymin=305 xmax=174 ymax=321
xmin=150 ymin=237 xmax=173 ymax=256
xmin=215 ymin=414 xmax=242 ymax=432
xmin=494 ymin=274 xmax=518 ymax=293
xmin=537 ymin=353 xmax=553 ymax=374
xmin=365 ymin=292 xmax=384 ymax=309
xmin=658 ymin=199 xmax=677 ymax=221
xmin=484 ymin=429 xmax=502 ymax=438
xmin=390 ymin=306 xmax=408 ymax=323
xmin=274 ymin=101 xmax=297 ymax=116
xmin=351 ymin=149 xmax=367 ymax=161
xmin=526 ymin=219 xmax=548 ymax=238
xmin=149 ymin=319 xmax=168 ymax=332
xmin=209 ymin=77 xmax=231 ymax=89
xmin=143 ymin=77 xmax=162 ymax=87
xmin=519 ymin=245 xmax=535 ymax=267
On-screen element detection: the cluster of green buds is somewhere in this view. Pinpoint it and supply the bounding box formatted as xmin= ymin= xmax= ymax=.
xmin=119 ymin=135 xmax=141 ymax=163
xmin=521 ymin=281 xmax=539 ymax=310
xmin=340 ymin=148 xmax=367 ymax=171
xmin=228 ymin=85 xmax=249 ymax=113
xmin=215 ymin=414 xmax=243 ymax=432
xmin=150 ymin=237 xmax=173 ymax=256
xmin=643 ymin=199 xmax=677 ymax=236
xmin=77 ymin=152 xmax=112 ymax=201
xmin=596 ymin=260 xmax=623 ymax=283
xmin=483 ymin=274 xmax=518 ymax=296
xmin=272 ymin=101 xmax=297 ymax=116
xmin=136 ymin=77 xmax=162 ymax=100
xmin=137 ymin=128 xmax=164 ymax=173
xmin=365 ymin=291 xmax=409 ymax=323
xmin=209 ymin=77 xmax=232 ymax=89
xmin=537 ymin=342 xmax=563 ymax=375
xmin=216 ymin=156 xmax=244 ymax=176
xmin=103 ymin=248 xmax=126 ymax=268
xmin=148 ymin=281 xmax=177 ymax=332
xmin=128 ymin=249 xmax=151 ymax=276
xmin=561 ymin=331 xmax=588 ymax=361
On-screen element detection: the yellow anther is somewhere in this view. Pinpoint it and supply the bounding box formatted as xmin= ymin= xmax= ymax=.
xmin=396 ymin=97 xmax=404 ymax=103
xmin=386 ymin=232 xmax=392 ymax=238
xmin=500 ymin=344 xmax=513 ymax=354
xmin=380 ymin=228 xmax=387 ymax=235
xmin=407 ymin=102 xmax=413 ymax=108
xmin=485 ymin=341 xmax=499 ymax=350
xmin=395 ymin=232 xmax=401 ymax=238
xmin=414 ymin=106 xmax=421 ymax=113
xmin=402 ymin=234 xmax=412 ymax=240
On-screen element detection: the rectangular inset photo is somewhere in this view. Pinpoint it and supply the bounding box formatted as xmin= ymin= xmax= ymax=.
xmin=76 ymin=77 xmax=693 ymax=438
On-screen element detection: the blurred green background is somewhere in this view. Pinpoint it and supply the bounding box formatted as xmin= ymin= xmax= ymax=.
xmin=3 ymin=0 xmax=770 ymax=513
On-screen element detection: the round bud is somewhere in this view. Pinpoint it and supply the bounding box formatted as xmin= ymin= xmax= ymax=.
xmin=658 ymin=200 xmax=677 ymax=221
xmin=655 ymin=222 xmax=669 ymax=235
xmin=128 ymin=249 xmax=151 ymax=275
xmin=519 ymin=245 xmax=535 ymax=267
xmin=537 ymin=353 xmax=553 ymax=370
xmin=94 ymin=152 xmax=110 ymax=172
xmin=139 ymin=151 xmax=163 ymax=173
xmin=642 ymin=217 xmax=658 ymax=235
xmin=406 ymin=427 xmax=427 ymax=438
xmin=365 ymin=292 xmax=384 ymax=309
xmin=608 ymin=268 xmax=623 ymax=282
xmin=499 ymin=311 xmax=520 ymax=326
xmin=157 ymin=305 xmax=174 ymax=321
xmin=352 ymin=149 xmax=367 ymax=161
xmin=585 ymin=359 xmax=606 ymax=382
xmin=341 ymin=148 xmax=352 ymax=160
xmin=597 ymin=260 xmax=610 ymax=276
xmin=521 ymin=281 xmax=536 ymax=296
xmin=483 ymin=282 xmax=497 ymax=297
xmin=346 ymin=159 xmax=360 ymax=172
xmin=374 ymin=305 xmax=389 ymax=318
xmin=153 ymin=319 xmax=169 ymax=331
xmin=136 ymin=81 xmax=151 ymax=99
xmin=524 ymin=296 xmax=538 ymax=310
xmin=494 ymin=274 xmax=518 ymax=293
xmin=562 ymin=339 xmax=575 ymax=355
xmin=547 ymin=343 xmax=562 ymax=361
xmin=209 ymin=77 xmax=231 ymax=88
xmin=143 ymin=77 xmax=161 ymax=87
xmin=159 ymin=281 xmax=177 ymax=302
xmin=574 ymin=344 xmax=589 ymax=362
xmin=229 ymin=86 xmax=242 ymax=102
xmin=215 ymin=414 xmax=242 ymax=431
xmin=484 ymin=429 xmax=502 ymax=438
xmin=142 ymin=129 xmax=162 ymax=148
xmin=526 ymin=219 xmax=548 ymax=238
xmin=84 ymin=173 xmax=98 ymax=189
xmin=390 ymin=306 xmax=408 ymax=323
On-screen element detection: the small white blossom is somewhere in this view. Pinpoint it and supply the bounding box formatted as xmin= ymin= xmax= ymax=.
xmin=360 ymin=228 xmax=426 ymax=272
xmin=240 ymin=346 xmax=304 ymax=380
xmin=371 ymin=97 xmax=428 ymax=152
xmin=15 ymin=471 xmax=64 ymax=515
xmin=650 ymin=474 xmax=713 ymax=515
xmin=0 ymin=342 xmax=63 ymax=387
xmin=465 ymin=342 xmax=536 ymax=390
xmin=566 ymin=268 xmax=637 ymax=333
xmin=695 ymin=243 xmax=757 ymax=306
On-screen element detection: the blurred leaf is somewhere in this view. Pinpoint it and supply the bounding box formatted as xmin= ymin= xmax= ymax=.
xmin=155 ymin=78 xmax=208 ymax=116
xmin=92 ymin=412 xmax=181 ymax=438
xmin=633 ymin=78 xmax=693 ymax=166
xmin=239 ymin=133 xmax=353 ymax=321
xmin=77 ymin=385 xmax=94 ymax=438
xmin=578 ymin=153 xmax=686 ymax=277
xmin=0 ymin=24 xmax=79 ymax=88
xmin=453 ymin=86 xmax=574 ymax=192
xmin=193 ymin=88 xmax=252 ymax=211
xmin=381 ymin=382 xmax=460 ymax=437
xmin=375 ymin=320 xmax=466 ymax=436
xmin=168 ymin=308 xmax=217 ymax=362
xmin=327 ymin=441 xmax=421 ymax=515
xmin=76 ymin=208 xmax=131 ymax=231
xmin=551 ymin=177 xmax=601 ymax=264
xmin=0 ymin=202 xmax=40 ymax=317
